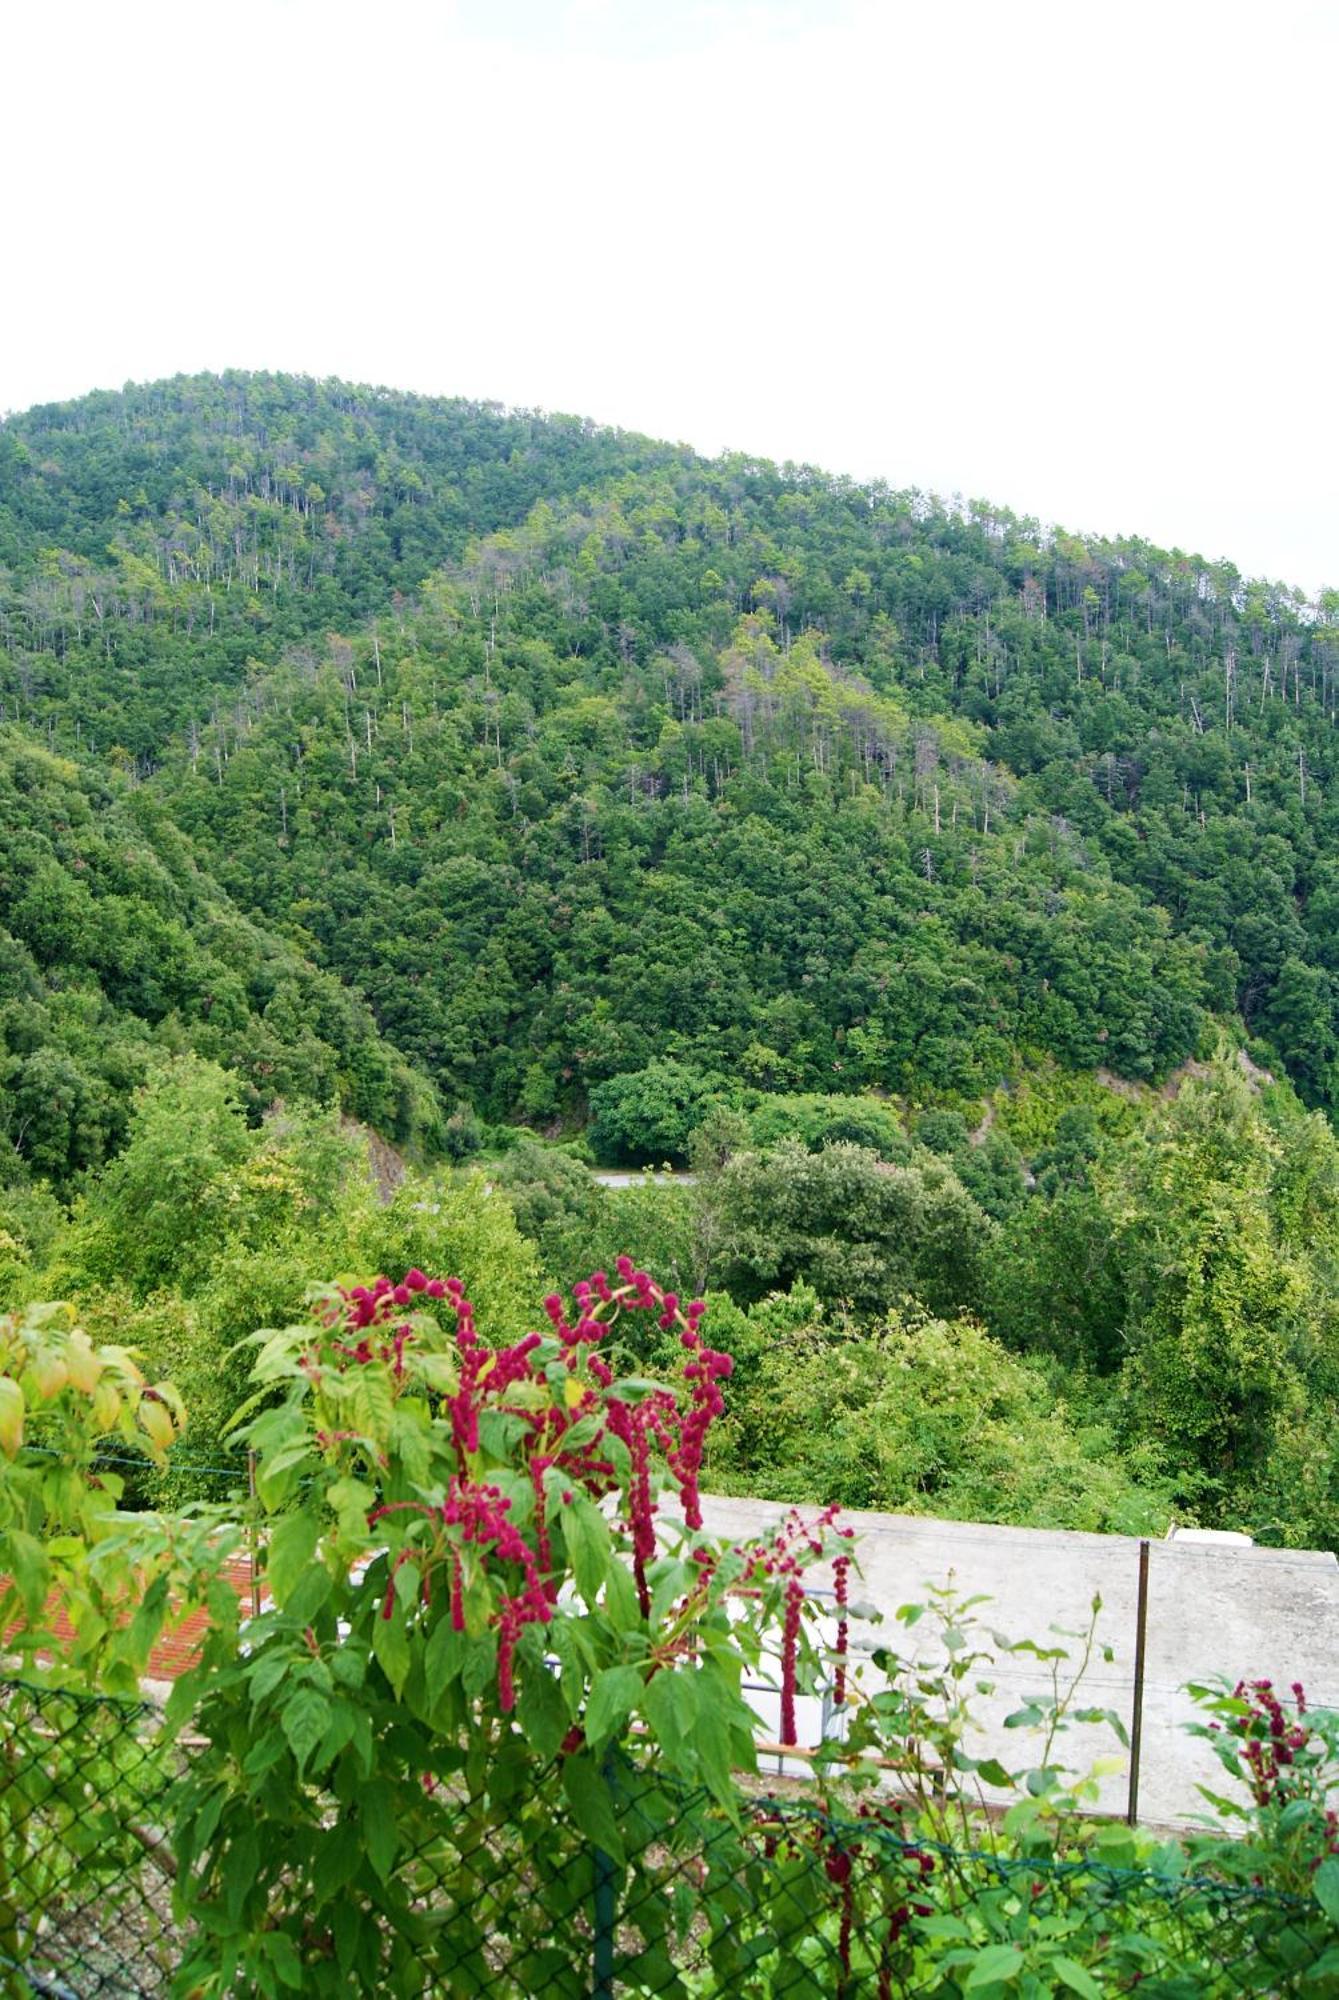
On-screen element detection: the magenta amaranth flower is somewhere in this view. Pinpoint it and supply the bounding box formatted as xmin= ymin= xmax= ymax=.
xmin=833 ymin=1551 xmax=851 ymax=1706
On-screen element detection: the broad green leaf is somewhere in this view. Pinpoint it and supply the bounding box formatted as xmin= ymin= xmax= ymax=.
xmin=562 ymin=1752 xmax=624 ymax=1863
xmin=1315 ymin=1855 xmax=1339 ymax=1920
xmin=372 ymin=1603 xmax=412 ymax=1696
xmin=4 ymin=1529 xmax=49 ymax=1617
xmin=266 ymin=1508 xmax=320 ymax=1607
xmin=360 ymin=1779 xmax=399 ymax=1882
xmin=1051 ymin=1956 xmax=1104 ymax=1999
xmin=282 ymin=1685 xmax=331 ymax=1773
xmin=517 ymin=1659 xmax=570 ymax=1760
xmin=965 ymin=1944 xmax=1025 ymax=1987
xmin=648 ymin=1559 xmax=693 ymax=1627
xmin=224 ymin=1829 xmax=260 ymax=1924
xmin=585 ymin=1663 xmax=644 ymax=1748
xmin=263 ymin=1931 xmax=304 ymax=1990
xmin=643 ymin=1671 xmax=697 ymax=1763
xmin=313 ymin=1817 xmax=363 ymax=1906
xmin=247 ymin=1646 xmax=293 ymax=1707
xmin=563 ymin=1494 xmax=612 ymax=1609
xmin=0 ymin=1376 xmax=24 ymax=1456
xmin=975 ymin=1758 xmax=1015 ymax=1788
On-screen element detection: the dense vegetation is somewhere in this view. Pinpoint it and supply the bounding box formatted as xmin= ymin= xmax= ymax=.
xmin=2 ymin=372 xmax=1338 ymax=1550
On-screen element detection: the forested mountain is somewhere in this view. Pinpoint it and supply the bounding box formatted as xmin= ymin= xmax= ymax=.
xmin=4 ymin=372 xmax=1339 ymax=1551
xmin=0 ymin=731 xmax=436 ymax=1186
xmin=3 ymin=370 xmax=1335 ymax=1151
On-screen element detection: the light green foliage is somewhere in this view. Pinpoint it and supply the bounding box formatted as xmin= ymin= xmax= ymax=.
xmin=1114 ymin=1063 xmax=1322 ymax=1513
xmin=991 ymin=1064 xmax=1144 ymax=1154
xmin=344 ymin=1171 xmax=542 ymax=1342
xmin=711 ymin=1297 xmax=1170 ymax=1534
xmin=489 ymin=1138 xmax=603 ymax=1267
xmin=68 ymin=1057 xmax=257 ymax=1296
xmin=743 ymin=1092 xmax=910 ymax=1161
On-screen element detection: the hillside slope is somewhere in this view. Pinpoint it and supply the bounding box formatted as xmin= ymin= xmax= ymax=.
xmin=0 ymin=732 xmax=437 ymax=1184
xmin=2 ymin=372 xmax=1336 ymax=1135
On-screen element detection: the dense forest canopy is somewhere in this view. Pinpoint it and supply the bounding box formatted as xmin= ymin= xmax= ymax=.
xmin=3 ymin=370 xmax=1335 ymax=1143
xmin=3 ymin=372 xmax=1338 ymax=1552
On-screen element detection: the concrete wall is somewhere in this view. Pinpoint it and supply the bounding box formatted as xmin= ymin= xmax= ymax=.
xmin=694 ymin=1494 xmax=1339 ymax=1826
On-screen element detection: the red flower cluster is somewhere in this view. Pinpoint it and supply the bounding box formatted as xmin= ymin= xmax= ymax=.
xmin=441 ymin=1477 xmax=551 ymax=1710
xmin=326 ymin=1264 xmax=737 ymax=1711
xmin=1223 ymin=1676 xmax=1338 ymax=1860
xmin=1228 ymin=1677 xmax=1311 ymax=1804
xmin=332 ymin=1268 xmax=446 ymax=1373
xmin=540 ymin=1260 xmax=732 ymax=1615
xmin=729 ymin=1506 xmax=855 ymax=1747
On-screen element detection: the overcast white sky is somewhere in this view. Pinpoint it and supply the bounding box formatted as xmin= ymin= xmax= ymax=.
xmin=4 ymin=0 xmax=1336 ymax=591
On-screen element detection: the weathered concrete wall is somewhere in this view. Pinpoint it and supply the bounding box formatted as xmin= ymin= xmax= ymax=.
xmin=695 ymin=1494 xmax=1339 ymax=1826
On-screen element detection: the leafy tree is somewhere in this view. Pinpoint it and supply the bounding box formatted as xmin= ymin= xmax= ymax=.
xmin=711 ymin=1298 xmax=1169 ymax=1534
xmin=711 ymin=1140 xmax=994 ymax=1319
xmin=1115 ymin=1064 xmax=1319 ymax=1511
xmin=587 ymin=1062 xmax=725 ymax=1166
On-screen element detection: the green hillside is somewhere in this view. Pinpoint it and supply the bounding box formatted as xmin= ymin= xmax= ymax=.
xmin=2 ymin=371 xmax=1334 ymax=1137
xmin=0 ymin=731 xmax=437 ymax=1186
xmin=3 ymin=372 xmax=1339 ymax=1552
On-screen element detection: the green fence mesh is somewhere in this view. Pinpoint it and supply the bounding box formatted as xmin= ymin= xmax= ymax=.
xmin=1 ymin=1679 xmax=1333 ymax=1997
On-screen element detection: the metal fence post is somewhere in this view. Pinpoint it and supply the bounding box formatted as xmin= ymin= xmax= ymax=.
xmin=1126 ymin=1537 xmax=1150 ymax=1826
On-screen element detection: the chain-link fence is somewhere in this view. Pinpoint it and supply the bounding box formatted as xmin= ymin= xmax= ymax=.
xmin=0 ymin=1681 xmax=178 ymax=1998
xmin=1 ymin=1678 xmax=1333 ymax=1998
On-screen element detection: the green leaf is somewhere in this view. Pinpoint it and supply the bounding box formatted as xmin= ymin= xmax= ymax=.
xmin=424 ymin=1615 xmax=465 ymax=1701
xmin=604 ymin=1557 xmax=641 ymax=1627
xmin=327 ymin=1475 xmax=375 ymax=1542
xmin=974 ymin=1758 xmax=1016 ymax=1788
xmin=360 ymin=1780 xmax=399 ymax=1882
xmin=965 ymin=1943 xmax=1024 ymax=1988
xmin=585 ymin=1664 xmax=643 ymax=1748
xmin=648 ymin=1559 xmax=693 ymax=1628
xmin=644 ymin=1671 xmax=697 ymax=1763
xmin=517 ymin=1659 xmax=570 ymax=1760
xmin=285 ymin=1561 xmax=332 ymax=1626
xmin=266 ymin=1508 xmax=320 ymax=1607
xmin=264 ymin=1931 xmax=305 ymax=1990
xmin=224 ymin=1829 xmax=260 ymax=1924
xmin=562 ymin=1753 xmax=625 ymax=1863
xmin=1051 ymin=1956 xmax=1104 ymax=1999
xmin=563 ymin=1495 xmax=612 ymax=1610
xmin=5 ymin=1529 xmax=49 ymax=1618
xmin=247 ymin=1645 xmax=294 ymax=1707
xmin=0 ymin=1376 xmax=24 ymax=1456
xmin=372 ymin=1603 xmax=411 ymax=1697
xmin=1314 ymin=1855 xmax=1339 ymax=1920
xmin=312 ymin=1817 xmax=362 ymax=1906
xmin=281 ymin=1686 xmax=331 ymax=1774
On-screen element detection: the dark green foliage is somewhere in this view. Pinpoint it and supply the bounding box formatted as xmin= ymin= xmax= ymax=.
xmin=708 ymin=1294 xmax=1170 ymax=1533
xmin=0 ymin=735 xmax=438 ymax=1190
xmin=2 ymin=369 xmax=1324 ymax=1156
xmin=711 ymin=1139 xmax=994 ymax=1319
xmin=587 ymin=1062 xmax=723 ymax=1165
